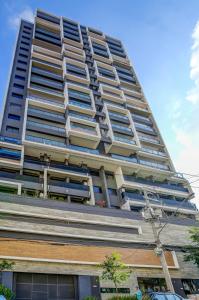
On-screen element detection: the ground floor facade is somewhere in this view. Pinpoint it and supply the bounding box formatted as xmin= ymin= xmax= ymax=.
xmin=0 ymin=196 xmax=199 ymax=299
xmin=1 ymin=238 xmax=199 ymax=299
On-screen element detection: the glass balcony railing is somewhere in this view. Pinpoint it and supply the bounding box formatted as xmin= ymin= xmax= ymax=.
xmin=125 ymin=192 xmax=144 ymax=201
xmin=139 ymin=135 xmax=160 ymax=144
xmin=109 ymin=112 xmax=129 ymax=120
xmin=135 ymin=122 xmax=155 ymax=133
xmin=0 ymin=149 xmax=21 ymax=160
xmin=49 ymin=180 xmax=89 ymax=191
xmin=141 ymin=147 xmax=167 ymax=157
xmin=111 ymin=154 xmax=137 ymax=163
xmin=159 ymin=198 xmax=196 ymax=210
xmin=68 ymin=90 xmax=91 ymax=101
xmin=114 ymin=136 xmax=135 ymax=144
xmin=69 ymin=100 xmax=92 ymax=109
xmin=31 ymin=76 xmax=63 ymax=90
xmin=69 ymin=112 xmax=95 ymax=122
xmin=26 ymin=135 xmax=66 ymax=148
xmin=123 ymin=176 xmax=189 ymax=193
xmin=28 ymin=94 xmax=64 ymax=107
xmin=139 ymin=159 xmax=169 ymax=170
xmin=28 ymin=108 xmax=65 ymax=120
xmin=0 ymin=136 xmax=21 ymax=145
xmin=70 ymin=124 xmax=97 ymax=135
xmin=132 ymin=114 xmax=151 ymax=123
xmin=68 ymin=144 xmax=99 ymax=154
xmin=27 ymin=121 xmax=65 ymax=133
xmin=30 ymin=84 xmax=64 ymax=97
xmin=112 ymin=124 xmax=132 ymax=133
xmin=32 ymin=67 xmax=63 ymax=81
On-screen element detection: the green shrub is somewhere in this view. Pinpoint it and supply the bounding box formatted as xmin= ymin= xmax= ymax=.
xmin=108 ymin=296 xmax=137 ymax=300
xmin=83 ymin=297 xmax=98 ymax=300
xmin=0 ymin=284 xmax=15 ymax=300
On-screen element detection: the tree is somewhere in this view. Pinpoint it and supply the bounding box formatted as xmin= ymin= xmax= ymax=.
xmin=184 ymin=227 xmax=199 ymax=267
xmin=0 ymin=260 xmax=15 ymax=272
xmin=99 ymin=252 xmax=131 ymax=296
xmin=0 ymin=260 xmax=15 ymax=300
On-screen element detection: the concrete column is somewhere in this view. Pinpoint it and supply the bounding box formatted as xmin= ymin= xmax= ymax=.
xmin=2 ymin=271 xmax=13 ymax=290
xmin=78 ymin=275 xmax=92 ymax=300
xmin=43 ymin=168 xmax=48 ymax=198
xmin=99 ymin=167 xmax=111 ymax=208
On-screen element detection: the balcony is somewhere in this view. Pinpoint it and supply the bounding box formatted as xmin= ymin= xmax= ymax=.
xmin=27 ymin=107 xmax=65 ymax=124
xmin=66 ymin=116 xmax=101 ymax=149
xmin=25 ymin=135 xmax=66 ymax=148
xmin=28 ymin=94 xmax=65 ymax=108
xmin=139 ymin=134 xmax=161 ymax=145
xmin=26 ymin=120 xmax=66 ymax=137
xmin=132 ymin=114 xmax=152 ymax=125
xmin=109 ymin=112 xmax=130 ymax=124
xmin=64 ymin=58 xmax=90 ymax=85
xmin=103 ymin=104 xmax=140 ymax=155
xmin=111 ymin=124 xmax=133 ymax=136
xmin=66 ymin=85 xmax=96 ymax=116
xmin=140 ymin=147 xmax=167 ymax=159
xmin=0 ymin=148 xmax=21 ymax=160
xmin=139 ymin=158 xmax=169 ymax=171
xmin=0 ymin=136 xmax=21 ymax=145
xmin=135 ymin=122 xmax=157 ymax=135
xmin=122 ymin=175 xmax=189 ymax=197
xmin=95 ymin=61 xmax=119 ymax=86
xmin=49 ymin=180 xmax=90 ymax=198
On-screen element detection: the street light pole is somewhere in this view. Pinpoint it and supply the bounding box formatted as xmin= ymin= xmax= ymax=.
xmin=142 ymin=190 xmax=174 ymax=292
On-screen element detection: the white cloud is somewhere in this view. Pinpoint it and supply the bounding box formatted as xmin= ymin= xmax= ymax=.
xmin=173 ymin=128 xmax=199 ymax=207
xmin=169 ymin=21 xmax=199 ymax=208
xmin=186 ymin=21 xmax=199 ymax=104
xmin=8 ymin=7 xmax=34 ymax=29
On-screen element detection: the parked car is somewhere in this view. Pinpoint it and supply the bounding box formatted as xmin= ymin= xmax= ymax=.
xmin=149 ymin=292 xmax=187 ymax=300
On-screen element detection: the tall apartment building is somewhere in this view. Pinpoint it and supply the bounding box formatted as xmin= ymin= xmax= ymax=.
xmin=0 ymin=9 xmax=198 ymax=300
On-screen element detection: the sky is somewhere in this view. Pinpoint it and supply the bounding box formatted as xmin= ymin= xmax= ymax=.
xmin=0 ymin=0 xmax=199 ymax=205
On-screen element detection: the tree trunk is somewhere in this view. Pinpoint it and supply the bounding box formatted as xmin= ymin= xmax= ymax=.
xmin=114 ymin=282 xmax=119 ymax=299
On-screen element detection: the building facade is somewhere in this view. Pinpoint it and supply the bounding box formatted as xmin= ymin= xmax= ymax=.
xmin=0 ymin=9 xmax=198 ymax=300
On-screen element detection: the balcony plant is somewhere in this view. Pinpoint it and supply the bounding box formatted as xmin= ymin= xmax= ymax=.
xmin=0 ymin=284 xmax=15 ymax=300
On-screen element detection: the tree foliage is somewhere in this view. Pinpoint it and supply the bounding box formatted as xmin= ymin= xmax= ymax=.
xmin=0 ymin=284 xmax=15 ymax=300
xmin=99 ymin=252 xmax=131 ymax=294
xmin=0 ymin=260 xmax=15 ymax=272
xmin=184 ymin=227 xmax=199 ymax=267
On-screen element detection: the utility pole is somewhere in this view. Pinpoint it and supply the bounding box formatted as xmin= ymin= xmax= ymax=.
xmin=142 ymin=189 xmax=174 ymax=292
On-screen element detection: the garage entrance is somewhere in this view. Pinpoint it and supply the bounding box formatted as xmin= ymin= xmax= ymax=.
xmin=14 ymin=272 xmax=77 ymax=300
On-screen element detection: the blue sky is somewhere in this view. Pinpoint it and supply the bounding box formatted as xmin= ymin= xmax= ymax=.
xmin=0 ymin=0 xmax=199 ymax=201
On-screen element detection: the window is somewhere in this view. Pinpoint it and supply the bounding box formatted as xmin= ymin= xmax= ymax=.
xmin=18 ymin=60 xmax=27 ymax=65
xmin=10 ymin=103 xmax=22 ymax=108
xmin=19 ymin=53 xmax=28 ymax=58
xmin=24 ymin=25 xmax=32 ymax=30
xmin=22 ymin=35 xmax=31 ymax=40
xmin=20 ymin=47 xmax=29 ymax=52
xmin=23 ymin=30 xmax=31 ymax=35
xmin=6 ymin=126 xmax=19 ymax=133
xmin=108 ymin=188 xmax=117 ymax=195
xmin=8 ymin=114 xmax=21 ymax=120
xmin=12 ymin=93 xmax=23 ymax=99
xmin=138 ymin=277 xmax=166 ymax=293
xmin=16 ymin=67 xmax=26 ymax=72
xmin=93 ymin=186 xmax=102 ymax=193
xmin=13 ymin=83 xmax=24 ymax=89
xmin=21 ymin=41 xmax=29 ymax=46
xmin=15 ymin=75 xmax=25 ymax=81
